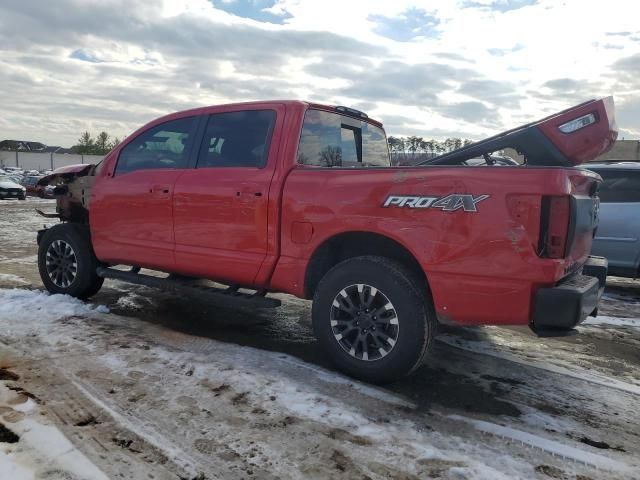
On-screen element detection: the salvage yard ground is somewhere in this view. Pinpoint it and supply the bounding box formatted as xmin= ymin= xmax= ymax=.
xmin=0 ymin=198 xmax=639 ymax=479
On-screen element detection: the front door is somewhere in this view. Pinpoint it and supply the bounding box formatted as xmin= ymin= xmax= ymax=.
xmin=173 ymin=108 xmax=281 ymax=286
xmin=91 ymin=116 xmax=198 ymax=270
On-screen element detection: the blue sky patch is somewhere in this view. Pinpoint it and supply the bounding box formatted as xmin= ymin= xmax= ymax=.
xmin=369 ymin=8 xmax=440 ymax=42
xmin=212 ymin=0 xmax=291 ymax=24
xmin=69 ymin=48 xmax=104 ymax=63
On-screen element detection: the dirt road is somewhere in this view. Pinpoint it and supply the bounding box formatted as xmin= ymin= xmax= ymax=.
xmin=1 ymin=198 xmax=639 ymax=479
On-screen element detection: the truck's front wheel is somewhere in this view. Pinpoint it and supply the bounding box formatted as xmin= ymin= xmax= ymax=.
xmin=38 ymin=223 xmax=104 ymax=299
xmin=312 ymin=256 xmax=435 ymax=384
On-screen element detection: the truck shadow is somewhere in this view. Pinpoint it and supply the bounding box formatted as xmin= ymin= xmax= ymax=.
xmin=95 ymin=284 xmax=524 ymax=417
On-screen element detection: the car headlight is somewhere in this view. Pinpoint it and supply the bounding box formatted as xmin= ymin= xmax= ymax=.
xmin=21 ymin=187 xmax=26 ymax=191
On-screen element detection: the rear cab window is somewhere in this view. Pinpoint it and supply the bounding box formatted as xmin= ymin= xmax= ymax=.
xmin=297 ymin=109 xmax=390 ymax=168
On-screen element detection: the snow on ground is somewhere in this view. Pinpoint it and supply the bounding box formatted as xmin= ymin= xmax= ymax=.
xmin=0 ymin=383 xmax=109 ymax=480
xmin=0 ymin=273 xmax=28 ymax=286
xmin=0 ymin=289 xmax=562 ymax=479
xmin=584 ymin=315 xmax=640 ymax=328
xmin=0 ymin=288 xmax=109 ymax=322
xmin=2 ymin=288 xmax=637 ymax=478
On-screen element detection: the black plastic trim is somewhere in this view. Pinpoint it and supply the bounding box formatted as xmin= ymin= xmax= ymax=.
xmin=96 ymin=267 xmax=281 ymax=308
xmin=531 ymin=256 xmax=607 ymax=334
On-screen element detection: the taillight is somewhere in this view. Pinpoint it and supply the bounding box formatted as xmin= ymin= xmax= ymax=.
xmin=539 ymin=196 xmax=571 ymax=258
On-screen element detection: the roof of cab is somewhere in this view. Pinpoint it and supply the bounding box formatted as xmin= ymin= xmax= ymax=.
xmin=168 ymin=100 xmax=383 ymax=128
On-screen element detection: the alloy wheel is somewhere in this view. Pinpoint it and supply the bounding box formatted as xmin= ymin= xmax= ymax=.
xmin=329 ymin=284 xmax=399 ymax=361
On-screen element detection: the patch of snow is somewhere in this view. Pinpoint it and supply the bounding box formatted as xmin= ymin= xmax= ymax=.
xmin=583 ymin=315 xmax=640 ymax=328
xmin=18 ymin=419 xmax=110 ymax=480
xmin=449 ymin=415 xmax=632 ymax=474
xmin=0 ymin=255 xmax=37 ymax=265
xmin=276 ymin=354 xmax=417 ymax=409
xmin=0 ymin=273 xmax=29 ymax=285
xmin=0 ymin=452 xmax=33 ymax=480
xmin=71 ymin=379 xmax=237 ymax=479
xmin=0 ymin=384 xmax=109 ymax=480
xmin=115 ymin=292 xmax=155 ymax=310
xmin=11 ymin=398 xmax=36 ymax=413
xmin=439 ymin=334 xmax=640 ymax=397
xmin=0 ymin=288 xmax=109 ymax=324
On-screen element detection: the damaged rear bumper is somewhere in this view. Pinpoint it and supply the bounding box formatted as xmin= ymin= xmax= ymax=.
xmin=531 ymin=256 xmax=607 ymax=335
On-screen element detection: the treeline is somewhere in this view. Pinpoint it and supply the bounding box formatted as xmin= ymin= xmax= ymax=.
xmin=388 ymin=136 xmax=473 ymax=154
xmin=72 ymin=131 xmax=121 ymax=155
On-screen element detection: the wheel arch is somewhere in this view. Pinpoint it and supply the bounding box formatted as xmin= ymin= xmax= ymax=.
xmin=304 ymin=231 xmax=429 ymax=300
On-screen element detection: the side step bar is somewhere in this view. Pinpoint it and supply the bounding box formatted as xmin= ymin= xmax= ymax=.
xmin=96 ymin=267 xmax=281 ymax=309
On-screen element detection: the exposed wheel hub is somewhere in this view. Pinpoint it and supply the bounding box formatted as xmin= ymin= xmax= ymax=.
xmin=45 ymin=239 xmax=78 ymax=288
xmin=330 ymin=284 xmax=399 ymax=362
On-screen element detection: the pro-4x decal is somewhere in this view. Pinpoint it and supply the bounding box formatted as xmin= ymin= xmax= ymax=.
xmin=383 ymin=194 xmax=489 ymax=212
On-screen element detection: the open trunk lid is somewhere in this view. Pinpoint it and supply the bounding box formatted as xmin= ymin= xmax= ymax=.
xmin=423 ymin=97 xmax=617 ymax=167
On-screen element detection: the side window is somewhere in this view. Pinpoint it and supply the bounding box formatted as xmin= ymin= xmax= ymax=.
xmin=196 ymin=110 xmax=276 ymax=168
xmin=297 ymin=110 xmax=390 ymax=168
xmin=596 ymin=170 xmax=640 ymax=203
xmin=115 ymin=117 xmax=195 ymax=175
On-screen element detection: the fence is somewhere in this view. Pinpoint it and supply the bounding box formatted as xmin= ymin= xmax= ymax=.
xmin=0 ymin=151 xmax=104 ymax=172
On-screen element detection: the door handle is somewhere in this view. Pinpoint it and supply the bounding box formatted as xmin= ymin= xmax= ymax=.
xmin=150 ymin=185 xmax=171 ymax=197
xmin=236 ymin=187 xmax=263 ymax=198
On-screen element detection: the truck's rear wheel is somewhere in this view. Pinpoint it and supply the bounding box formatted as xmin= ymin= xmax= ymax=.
xmin=312 ymin=256 xmax=434 ymax=384
xmin=38 ymin=223 xmax=104 ymax=299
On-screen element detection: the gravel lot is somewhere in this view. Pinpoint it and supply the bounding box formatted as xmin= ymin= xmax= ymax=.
xmin=1 ymin=198 xmax=639 ymax=479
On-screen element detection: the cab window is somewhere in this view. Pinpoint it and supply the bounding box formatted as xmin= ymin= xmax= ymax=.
xmin=297 ymin=110 xmax=390 ymax=168
xmin=115 ymin=117 xmax=196 ymax=175
xmin=196 ymin=110 xmax=276 ymax=168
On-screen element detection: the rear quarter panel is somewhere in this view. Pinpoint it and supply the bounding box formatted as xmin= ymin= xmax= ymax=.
xmin=270 ymin=166 xmax=600 ymax=325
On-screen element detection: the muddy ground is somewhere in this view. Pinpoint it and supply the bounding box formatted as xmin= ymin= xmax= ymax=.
xmin=0 ymin=198 xmax=639 ymax=479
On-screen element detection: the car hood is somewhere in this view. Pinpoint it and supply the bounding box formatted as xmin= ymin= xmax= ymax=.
xmin=0 ymin=180 xmax=23 ymax=189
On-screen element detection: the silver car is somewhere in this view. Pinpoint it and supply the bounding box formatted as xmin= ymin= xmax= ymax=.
xmin=585 ymin=162 xmax=640 ymax=278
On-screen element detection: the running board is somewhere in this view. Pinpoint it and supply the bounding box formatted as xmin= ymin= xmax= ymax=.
xmin=96 ymin=267 xmax=281 ymax=309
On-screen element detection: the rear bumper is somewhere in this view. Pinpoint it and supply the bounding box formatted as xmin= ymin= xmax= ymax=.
xmin=531 ymin=256 xmax=607 ymax=333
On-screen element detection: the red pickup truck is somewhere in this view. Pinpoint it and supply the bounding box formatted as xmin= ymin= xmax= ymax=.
xmin=36 ymin=98 xmax=614 ymax=383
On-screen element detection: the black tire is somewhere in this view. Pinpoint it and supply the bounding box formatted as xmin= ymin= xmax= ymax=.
xmin=312 ymin=256 xmax=435 ymax=384
xmin=38 ymin=223 xmax=104 ymax=299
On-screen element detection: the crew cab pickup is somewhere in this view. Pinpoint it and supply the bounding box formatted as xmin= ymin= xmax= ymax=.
xmin=35 ymin=99 xmax=614 ymax=383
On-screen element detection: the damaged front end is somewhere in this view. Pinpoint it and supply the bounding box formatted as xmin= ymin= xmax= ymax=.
xmin=35 ymin=163 xmax=98 ymax=223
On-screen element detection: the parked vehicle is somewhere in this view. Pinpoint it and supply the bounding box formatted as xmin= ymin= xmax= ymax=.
xmin=35 ymin=98 xmax=613 ymax=383
xmin=583 ymin=162 xmax=640 ymax=278
xmin=0 ymin=175 xmax=26 ymax=200
xmin=20 ymin=175 xmax=43 ymax=196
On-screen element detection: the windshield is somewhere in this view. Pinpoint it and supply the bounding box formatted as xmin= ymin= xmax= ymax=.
xmin=0 ymin=176 xmax=14 ymax=183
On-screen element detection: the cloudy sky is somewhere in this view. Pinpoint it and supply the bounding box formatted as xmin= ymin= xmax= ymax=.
xmin=1 ymin=0 xmax=639 ymax=147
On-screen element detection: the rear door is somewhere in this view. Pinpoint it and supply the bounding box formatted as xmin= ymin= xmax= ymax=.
xmin=172 ymin=106 xmax=282 ymax=286
xmin=90 ymin=116 xmax=198 ymax=270
xmin=591 ymin=168 xmax=640 ymax=276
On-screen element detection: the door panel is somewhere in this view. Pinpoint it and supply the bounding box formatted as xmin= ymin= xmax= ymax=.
xmin=91 ymin=170 xmax=180 ymax=269
xmin=90 ymin=115 xmax=199 ymax=270
xmin=173 ymin=168 xmax=273 ymax=285
xmin=172 ymin=107 xmax=283 ymax=286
